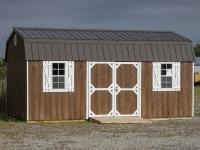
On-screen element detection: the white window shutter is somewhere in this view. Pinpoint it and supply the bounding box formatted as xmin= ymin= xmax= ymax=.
xmin=43 ymin=61 xmax=52 ymax=92
xmin=65 ymin=61 xmax=74 ymax=92
xmin=172 ymin=62 xmax=181 ymax=91
xmin=152 ymin=63 xmax=161 ymax=91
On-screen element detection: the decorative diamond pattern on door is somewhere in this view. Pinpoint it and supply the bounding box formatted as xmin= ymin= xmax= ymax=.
xmin=88 ymin=62 xmax=141 ymax=117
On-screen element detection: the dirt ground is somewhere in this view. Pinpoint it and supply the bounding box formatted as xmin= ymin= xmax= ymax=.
xmin=0 ymin=96 xmax=200 ymax=150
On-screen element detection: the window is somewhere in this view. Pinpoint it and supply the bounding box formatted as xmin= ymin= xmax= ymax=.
xmin=52 ymin=63 xmax=65 ymax=89
xmin=153 ymin=62 xmax=181 ymax=91
xmin=161 ymin=64 xmax=172 ymax=88
xmin=43 ymin=61 xmax=74 ymax=92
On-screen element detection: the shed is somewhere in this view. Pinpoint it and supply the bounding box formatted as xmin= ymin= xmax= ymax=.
xmin=194 ymin=57 xmax=200 ymax=84
xmin=195 ymin=57 xmax=200 ymax=73
xmin=5 ymin=27 xmax=195 ymax=121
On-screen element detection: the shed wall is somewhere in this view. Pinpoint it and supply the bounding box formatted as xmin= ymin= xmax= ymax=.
xmin=141 ymin=62 xmax=192 ymax=118
xmin=28 ymin=61 xmax=86 ymax=120
xmin=7 ymin=35 xmax=27 ymax=120
xmin=28 ymin=61 xmax=192 ymax=120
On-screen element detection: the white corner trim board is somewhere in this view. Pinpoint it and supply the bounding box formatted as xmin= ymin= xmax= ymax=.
xmin=86 ymin=62 xmax=89 ymax=119
xmin=26 ymin=61 xmax=29 ymax=121
xmin=192 ymin=62 xmax=194 ymax=117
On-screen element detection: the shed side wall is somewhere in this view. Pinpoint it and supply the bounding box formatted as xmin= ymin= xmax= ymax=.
xmin=141 ymin=62 xmax=192 ymax=118
xmin=7 ymin=35 xmax=27 ymax=120
xmin=28 ymin=61 xmax=86 ymax=121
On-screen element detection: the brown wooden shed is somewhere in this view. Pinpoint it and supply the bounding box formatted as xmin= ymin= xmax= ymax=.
xmin=5 ymin=27 xmax=195 ymax=121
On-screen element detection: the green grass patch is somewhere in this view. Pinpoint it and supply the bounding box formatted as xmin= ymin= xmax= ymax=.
xmin=195 ymin=87 xmax=200 ymax=97
xmin=0 ymin=112 xmax=21 ymax=122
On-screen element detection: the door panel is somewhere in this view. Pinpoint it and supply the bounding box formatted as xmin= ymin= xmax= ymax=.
xmin=91 ymin=64 xmax=112 ymax=88
xmin=116 ymin=64 xmax=137 ymax=88
xmin=115 ymin=63 xmax=140 ymax=116
xmin=116 ymin=91 xmax=137 ymax=114
xmin=91 ymin=91 xmax=112 ymax=115
xmin=88 ymin=62 xmax=114 ymax=117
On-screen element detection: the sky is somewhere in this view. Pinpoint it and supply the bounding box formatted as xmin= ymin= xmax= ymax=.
xmin=0 ymin=0 xmax=200 ymax=57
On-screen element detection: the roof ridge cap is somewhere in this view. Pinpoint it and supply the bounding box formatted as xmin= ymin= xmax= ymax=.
xmin=14 ymin=26 xmax=174 ymax=33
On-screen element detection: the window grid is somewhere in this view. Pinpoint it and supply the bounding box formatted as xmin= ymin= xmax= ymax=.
xmin=161 ymin=64 xmax=172 ymax=88
xmin=52 ymin=63 xmax=65 ymax=89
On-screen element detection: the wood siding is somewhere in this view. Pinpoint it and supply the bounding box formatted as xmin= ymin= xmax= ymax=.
xmin=141 ymin=62 xmax=192 ymax=118
xmin=28 ymin=61 xmax=86 ymax=121
xmin=28 ymin=61 xmax=192 ymax=120
xmin=7 ymin=35 xmax=27 ymax=120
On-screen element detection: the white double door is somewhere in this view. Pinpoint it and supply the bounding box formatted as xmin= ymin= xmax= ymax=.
xmin=87 ymin=62 xmax=141 ymax=118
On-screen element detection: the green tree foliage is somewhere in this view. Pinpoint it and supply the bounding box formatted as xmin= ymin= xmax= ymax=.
xmin=0 ymin=58 xmax=6 ymax=115
xmin=194 ymin=44 xmax=200 ymax=57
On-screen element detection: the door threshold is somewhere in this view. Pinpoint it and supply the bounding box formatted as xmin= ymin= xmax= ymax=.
xmin=89 ymin=116 xmax=152 ymax=124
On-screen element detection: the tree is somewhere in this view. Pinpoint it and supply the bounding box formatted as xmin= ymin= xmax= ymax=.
xmin=194 ymin=44 xmax=200 ymax=57
xmin=0 ymin=58 xmax=6 ymax=115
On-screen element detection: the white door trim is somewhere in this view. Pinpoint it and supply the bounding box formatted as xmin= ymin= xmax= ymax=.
xmin=86 ymin=62 xmax=141 ymax=119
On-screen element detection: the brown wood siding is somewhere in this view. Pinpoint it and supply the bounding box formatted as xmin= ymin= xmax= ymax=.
xmin=141 ymin=62 xmax=192 ymax=118
xmin=7 ymin=35 xmax=27 ymax=120
xmin=28 ymin=61 xmax=86 ymax=121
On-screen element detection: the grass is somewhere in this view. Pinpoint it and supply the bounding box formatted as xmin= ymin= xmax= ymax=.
xmin=195 ymin=87 xmax=200 ymax=116
xmin=195 ymin=87 xmax=200 ymax=97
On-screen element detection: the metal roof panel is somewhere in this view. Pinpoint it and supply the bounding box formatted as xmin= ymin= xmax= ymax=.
xmin=10 ymin=27 xmax=194 ymax=62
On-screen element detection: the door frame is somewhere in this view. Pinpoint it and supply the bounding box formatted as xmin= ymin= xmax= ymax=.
xmin=86 ymin=62 xmax=141 ymax=119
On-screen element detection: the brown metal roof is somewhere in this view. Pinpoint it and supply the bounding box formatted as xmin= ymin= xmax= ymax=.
xmin=8 ymin=27 xmax=195 ymax=62
xmin=15 ymin=27 xmax=191 ymax=42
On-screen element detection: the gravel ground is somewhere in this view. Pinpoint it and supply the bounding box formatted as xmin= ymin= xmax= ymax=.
xmin=0 ymin=96 xmax=199 ymax=150
xmin=0 ymin=118 xmax=200 ymax=150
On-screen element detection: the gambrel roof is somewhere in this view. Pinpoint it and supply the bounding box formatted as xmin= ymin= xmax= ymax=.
xmin=6 ymin=27 xmax=195 ymax=61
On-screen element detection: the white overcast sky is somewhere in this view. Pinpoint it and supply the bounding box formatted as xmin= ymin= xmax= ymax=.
xmin=0 ymin=0 xmax=200 ymax=57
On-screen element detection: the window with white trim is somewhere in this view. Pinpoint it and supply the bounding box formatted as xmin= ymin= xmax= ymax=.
xmin=43 ymin=61 xmax=74 ymax=92
xmin=152 ymin=62 xmax=181 ymax=91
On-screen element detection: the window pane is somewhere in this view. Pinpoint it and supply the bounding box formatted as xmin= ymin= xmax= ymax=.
xmin=167 ymin=77 xmax=172 ymax=82
xmin=166 ymin=69 xmax=172 ymax=76
xmin=161 ymin=64 xmax=166 ymax=69
xmin=53 ymin=63 xmax=58 ymax=69
xmin=59 ymin=83 xmax=65 ymax=89
xmin=53 ymin=77 xmax=59 ymax=82
xmin=53 ymin=70 xmax=58 ymax=75
xmin=161 ymin=70 xmax=166 ymax=75
xmin=59 ymin=69 xmax=65 ymax=75
xmin=161 ymin=77 xmax=167 ymax=83
xmin=53 ymin=83 xmax=59 ymax=89
xmin=167 ymin=64 xmax=172 ymax=69
xmin=167 ymin=82 xmax=172 ymax=88
xmin=161 ymin=82 xmax=167 ymax=88
xmin=59 ymin=77 xmax=64 ymax=82
xmin=59 ymin=63 xmax=65 ymax=69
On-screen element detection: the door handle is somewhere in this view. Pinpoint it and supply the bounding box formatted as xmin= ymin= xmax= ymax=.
xmin=115 ymin=87 xmax=119 ymax=92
